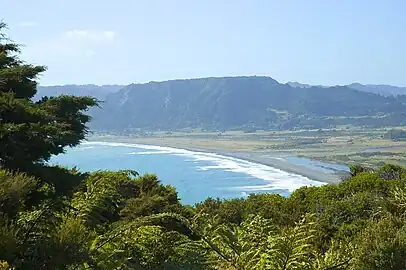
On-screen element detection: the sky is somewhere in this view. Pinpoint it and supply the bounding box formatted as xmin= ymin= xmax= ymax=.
xmin=1 ymin=0 xmax=405 ymax=86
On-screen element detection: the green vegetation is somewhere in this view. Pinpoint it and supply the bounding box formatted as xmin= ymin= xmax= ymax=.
xmin=91 ymin=127 xmax=406 ymax=168
xmin=4 ymin=157 xmax=406 ymax=269
xmin=89 ymin=76 xmax=406 ymax=131
xmin=3 ymin=23 xmax=406 ymax=269
xmin=384 ymin=129 xmax=406 ymax=141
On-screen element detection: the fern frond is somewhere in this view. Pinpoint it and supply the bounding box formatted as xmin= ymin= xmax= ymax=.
xmin=391 ymin=186 xmax=406 ymax=218
xmin=189 ymin=214 xmax=275 ymax=269
xmin=262 ymin=214 xmax=316 ymax=270
xmin=312 ymin=240 xmax=354 ymax=270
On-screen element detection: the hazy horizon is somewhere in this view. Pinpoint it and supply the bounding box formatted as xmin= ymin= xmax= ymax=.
xmin=3 ymin=0 xmax=405 ymax=86
xmin=38 ymin=75 xmax=406 ymax=88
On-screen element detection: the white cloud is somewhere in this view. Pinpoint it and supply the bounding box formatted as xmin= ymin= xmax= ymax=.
xmin=64 ymin=30 xmax=89 ymax=39
xmin=17 ymin=21 xmax=38 ymax=28
xmin=63 ymin=30 xmax=116 ymax=43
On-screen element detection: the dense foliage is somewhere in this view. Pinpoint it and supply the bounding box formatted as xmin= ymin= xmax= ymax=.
xmin=2 ymin=23 xmax=406 ymax=269
xmin=0 ymin=22 xmax=97 ymax=172
xmin=89 ymin=77 xmax=406 ymax=131
xmin=3 ymin=160 xmax=406 ymax=269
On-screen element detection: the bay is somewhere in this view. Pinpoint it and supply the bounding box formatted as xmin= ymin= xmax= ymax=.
xmin=50 ymin=141 xmax=325 ymax=205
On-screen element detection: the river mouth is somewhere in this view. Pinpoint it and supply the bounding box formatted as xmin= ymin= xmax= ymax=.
xmin=285 ymin=156 xmax=349 ymax=174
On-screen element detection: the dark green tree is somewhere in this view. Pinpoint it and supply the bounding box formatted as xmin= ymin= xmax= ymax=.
xmin=0 ymin=22 xmax=97 ymax=172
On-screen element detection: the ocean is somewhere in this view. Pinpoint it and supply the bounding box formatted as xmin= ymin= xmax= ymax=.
xmin=50 ymin=141 xmax=326 ymax=205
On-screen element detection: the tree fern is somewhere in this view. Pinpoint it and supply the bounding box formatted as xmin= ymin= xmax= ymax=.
xmin=186 ymin=213 xmax=275 ymax=269
xmin=88 ymin=212 xmax=191 ymax=269
xmin=390 ymin=186 xmax=406 ymax=218
xmin=261 ymin=214 xmax=316 ymax=270
xmin=71 ymin=170 xmax=135 ymax=227
xmin=312 ymin=240 xmax=354 ymax=270
xmin=0 ymin=170 xmax=39 ymax=218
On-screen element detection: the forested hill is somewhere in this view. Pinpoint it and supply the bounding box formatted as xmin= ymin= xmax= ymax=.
xmin=89 ymin=76 xmax=406 ymax=131
xmin=288 ymin=82 xmax=406 ymax=96
xmin=348 ymin=83 xmax=406 ymax=96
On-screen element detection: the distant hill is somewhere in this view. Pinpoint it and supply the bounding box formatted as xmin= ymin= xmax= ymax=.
xmin=288 ymin=81 xmax=406 ymax=96
xmin=34 ymin=84 xmax=124 ymax=101
xmin=88 ymin=76 xmax=406 ymax=131
xmin=347 ymin=83 xmax=406 ymax=96
xmin=287 ymin=82 xmax=328 ymax=89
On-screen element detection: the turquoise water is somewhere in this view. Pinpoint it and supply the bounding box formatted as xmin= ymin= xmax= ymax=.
xmin=50 ymin=142 xmax=325 ymax=205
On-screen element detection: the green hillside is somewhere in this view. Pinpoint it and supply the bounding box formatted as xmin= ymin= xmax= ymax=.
xmin=90 ymin=77 xmax=406 ymax=131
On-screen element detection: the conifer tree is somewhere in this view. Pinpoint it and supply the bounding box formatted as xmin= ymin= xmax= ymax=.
xmin=0 ymin=22 xmax=97 ymax=171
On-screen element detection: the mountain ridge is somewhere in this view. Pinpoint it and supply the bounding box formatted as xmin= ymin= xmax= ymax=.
xmin=85 ymin=76 xmax=406 ymax=131
xmin=288 ymin=81 xmax=406 ymax=96
xmin=35 ymin=84 xmax=125 ymax=101
xmin=37 ymin=77 xmax=406 ymax=99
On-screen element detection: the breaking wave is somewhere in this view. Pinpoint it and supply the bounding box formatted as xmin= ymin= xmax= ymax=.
xmin=82 ymin=141 xmax=324 ymax=192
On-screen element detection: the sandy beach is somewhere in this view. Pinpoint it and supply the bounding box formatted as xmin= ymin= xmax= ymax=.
xmin=226 ymin=152 xmax=344 ymax=184
xmin=87 ymin=136 xmax=347 ymax=184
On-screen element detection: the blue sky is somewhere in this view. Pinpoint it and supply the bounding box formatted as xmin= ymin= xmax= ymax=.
xmin=1 ymin=0 xmax=405 ymax=86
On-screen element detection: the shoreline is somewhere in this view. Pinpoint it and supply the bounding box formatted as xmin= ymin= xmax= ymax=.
xmin=86 ymin=136 xmax=345 ymax=184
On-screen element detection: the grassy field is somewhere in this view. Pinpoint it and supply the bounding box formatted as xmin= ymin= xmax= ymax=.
xmin=91 ymin=127 xmax=406 ymax=168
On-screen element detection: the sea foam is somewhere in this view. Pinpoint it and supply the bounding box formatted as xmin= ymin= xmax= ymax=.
xmin=82 ymin=141 xmax=325 ymax=192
